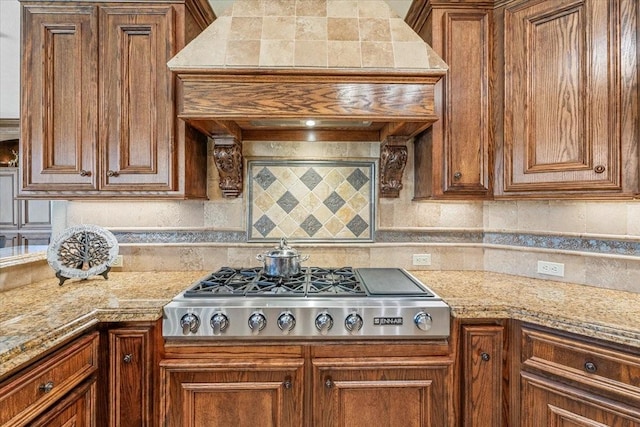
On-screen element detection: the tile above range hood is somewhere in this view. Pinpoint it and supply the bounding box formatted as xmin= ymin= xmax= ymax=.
xmin=168 ymin=0 xmax=447 ymax=198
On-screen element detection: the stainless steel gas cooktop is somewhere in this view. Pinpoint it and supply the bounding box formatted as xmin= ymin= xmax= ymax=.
xmin=163 ymin=267 xmax=450 ymax=339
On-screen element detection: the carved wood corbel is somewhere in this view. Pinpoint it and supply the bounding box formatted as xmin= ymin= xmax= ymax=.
xmin=379 ymin=136 xmax=409 ymax=198
xmin=212 ymin=136 xmax=243 ymax=198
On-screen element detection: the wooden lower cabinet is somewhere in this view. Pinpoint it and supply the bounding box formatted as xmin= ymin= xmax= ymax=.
xmin=107 ymin=326 xmax=155 ymax=427
xmin=460 ymin=323 xmax=505 ymax=427
xmin=514 ymin=322 xmax=640 ymax=426
xmin=30 ymin=377 xmax=96 ymax=427
xmin=160 ymin=358 xmax=304 ymax=426
xmin=520 ymin=372 xmax=640 ymax=426
xmin=160 ymin=341 xmax=453 ymax=427
xmin=312 ymin=358 xmax=452 ymax=427
xmin=0 ymin=332 xmax=98 ymax=427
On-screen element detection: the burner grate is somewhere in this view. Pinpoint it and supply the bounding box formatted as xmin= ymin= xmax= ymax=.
xmin=184 ymin=267 xmax=366 ymax=297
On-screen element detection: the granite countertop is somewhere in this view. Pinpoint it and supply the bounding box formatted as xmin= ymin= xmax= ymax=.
xmin=1 ymin=270 xmax=639 ymax=380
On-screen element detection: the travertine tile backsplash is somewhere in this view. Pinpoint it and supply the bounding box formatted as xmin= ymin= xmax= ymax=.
xmin=49 ymin=139 xmax=640 ymax=293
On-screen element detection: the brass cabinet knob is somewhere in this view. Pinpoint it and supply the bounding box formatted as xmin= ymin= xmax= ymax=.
xmin=123 ymin=353 xmax=133 ymax=363
xmin=584 ymin=361 xmax=597 ymax=373
xmin=79 ymin=170 xmax=91 ymax=177
xmin=480 ymin=352 xmax=491 ymax=362
xmin=325 ymin=378 xmax=333 ymax=388
xmin=594 ymin=165 xmax=606 ymax=174
xmin=453 ymin=171 xmax=462 ymax=180
xmin=107 ymin=170 xmax=120 ymax=177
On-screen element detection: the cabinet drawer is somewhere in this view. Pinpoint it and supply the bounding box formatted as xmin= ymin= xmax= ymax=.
xmin=521 ymin=325 xmax=640 ymax=402
xmin=0 ymin=332 xmax=99 ymax=426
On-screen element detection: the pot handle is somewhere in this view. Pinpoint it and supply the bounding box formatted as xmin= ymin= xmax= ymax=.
xmin=256 ymin=253 xmax=264 ymax=262
xmin=279 ymin=237 xmax=289 ymax=249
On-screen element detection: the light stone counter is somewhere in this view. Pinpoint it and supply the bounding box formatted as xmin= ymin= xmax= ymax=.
xmin=1 ymin=270 xmax=639 ymax=380
xmin=411 ymin=271 xmax=640 ymax=349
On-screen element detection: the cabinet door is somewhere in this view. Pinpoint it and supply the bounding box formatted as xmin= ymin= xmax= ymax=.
xmin=461 ymin=325 xmax=504 ymax=427
xmin=30 ymin=378 xmax=96 ymax=427
xmin=21 ymin=5 xmax=98 ymax=191
xmin=312 ymin=358 xmax=453 ymax=427
xmin=161 ymin=359 xmax=304 ymax=427
xmin=414 ymin=7 xmax=492 ymax=199
xmin=109 ymin=327 xmax=153 ymax=427
xmin=20 ymin=200 xmax=51 ymax=229
xmin=521 ymin=372 xmax=640 ymax=426
xmin=503 ymin=0 xmax=631 ymax=194
xmin=99 ymin=6 xmax=176 ymax=191
xmin=0 ymin=168 xmax=18 ymax=228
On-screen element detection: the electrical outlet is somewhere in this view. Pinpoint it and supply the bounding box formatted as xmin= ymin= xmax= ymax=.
xmin=412 ymin=254 xmax=431 ymax=266
xmin=537 ymin=260 xmax=564 ymax=277
xmin=111 ymin=255 xmax=124 ymax=268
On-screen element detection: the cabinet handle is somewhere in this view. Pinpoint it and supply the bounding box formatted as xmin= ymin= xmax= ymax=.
xmin=79 ymin=170 xmax=91 ymax=177
xmin=39 ymin=381 xmax=54 ymax=393
xmin=123 ymin=353 xmax=133 ymax=364
xmin=283 ymin=377 xmax=292 ymax=389
xmin=107 ymin=170 xmax=120 ymax=177
xmin=480 ymin=352 xmax=491 ymax=362
xmin=453 ymin=171 xmax=462 ymax=180
xmin=324 ymin=377 xmax=333 ymax=389
xmin=584 ymin=361 xmax=597 ymax=373
xmin=594 ymin=165 xmax=606 ymax=174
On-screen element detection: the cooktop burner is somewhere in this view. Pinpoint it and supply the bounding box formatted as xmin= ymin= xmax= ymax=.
xmin=184 ymin=267 xmax=366 ymax=297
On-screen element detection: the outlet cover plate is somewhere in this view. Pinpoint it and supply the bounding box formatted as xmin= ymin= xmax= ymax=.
xmin=537 ymin=260 xmax=564 ymax=277
xmin=412 ymin=254 xmax=431 ymax=266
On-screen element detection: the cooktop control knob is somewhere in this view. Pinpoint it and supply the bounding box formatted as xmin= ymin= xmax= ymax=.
xmin=414 ymin=311 xmax=433 ymax=331
xmin=344 ymin=313 xmax=363 ymax=334
xmin=248 ymin=312 xmax=267 ymax=336
xmin=315 ymin=312 xmax=334 ymax=335
xmin=277 ymin=312 xmax=296 ymax=335
xmin=210 ymin=312 xmax=229 ymax=336
xmin=180 ymin=313 xmax=200 ymax=335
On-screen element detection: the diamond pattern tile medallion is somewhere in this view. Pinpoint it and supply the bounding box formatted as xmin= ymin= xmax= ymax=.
xmin=248 ymin=161 xmax=375 ymax=241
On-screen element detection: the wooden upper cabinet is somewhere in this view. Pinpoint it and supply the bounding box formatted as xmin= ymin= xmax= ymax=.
xmin=501 ymin=0 xmax=639 ymax=197
xmin=410 ymin=3 xmax=493 ymax=199
xmin=99 ymin=6 xmax=174 ymax=191
xmin=21 ymin=5 xmax=99 ymax=191
xmin=20 ymin=1 xmax=212 ymax=199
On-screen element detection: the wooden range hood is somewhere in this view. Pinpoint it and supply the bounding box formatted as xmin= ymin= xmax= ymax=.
xmin=168 ymin=0 xmax=447 ymax=198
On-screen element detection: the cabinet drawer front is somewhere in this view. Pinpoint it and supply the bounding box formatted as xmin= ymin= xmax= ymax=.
xmin=0 ymin=332 xmax=99 ymax=426
xmin=521 ymin=326 xmax=640 ymax=401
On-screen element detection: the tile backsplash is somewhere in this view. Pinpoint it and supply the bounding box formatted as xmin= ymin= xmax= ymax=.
xmin=46 ymin=139 xmax=640 ymax=293
xmin=247 ymin=160 xmax=374 ymax=241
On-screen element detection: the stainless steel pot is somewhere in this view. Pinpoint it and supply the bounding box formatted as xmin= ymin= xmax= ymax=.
xmin=256 ymin=237 xmax=309 ymax=277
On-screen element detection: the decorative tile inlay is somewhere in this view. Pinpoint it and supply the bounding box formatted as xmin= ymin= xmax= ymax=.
xmin=248 ymin=161 xmax=375 ymax=241
xmin=254 ymin=167 xmax=277 ymax=189
xmin=346 ymin=215 xmax=368 ymax=237
xmin=323 ymin=191 xmax=346 ymax=214
xmin=300 ymin=215 xmax=323 ymax=237
xmin=347 ymin=168 xmax=370 ymax=190
xmin=277 ymin=191 xmax=299 ymax=213
xmin=300 ymin=168 xmax=323 ymax=190
xmin=254 ymin=215 xmax=277 ymax=237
